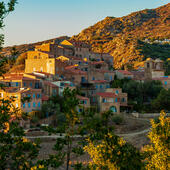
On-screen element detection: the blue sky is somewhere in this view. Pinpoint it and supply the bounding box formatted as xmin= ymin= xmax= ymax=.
xmin=2 ymin=0 xmax=169 ymax=46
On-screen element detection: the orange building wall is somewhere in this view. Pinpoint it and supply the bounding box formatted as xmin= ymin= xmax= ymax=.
xmin=25 ymin=58 xmax=56 ymax=75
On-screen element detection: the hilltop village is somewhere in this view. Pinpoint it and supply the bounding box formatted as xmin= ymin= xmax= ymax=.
xmin=0 ymin=40 xmax=169 ymax=127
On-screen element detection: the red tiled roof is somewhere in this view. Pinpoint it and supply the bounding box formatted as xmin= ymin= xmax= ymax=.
xmin=44 ymin=81 xmax=59 ymax=88
xmin=65 ymin=69 xmax=87 ymax=75
xmin=1 ymin=74 xmax=39 ymax=81
xmin=152 ymin=77 xmax=170 ymax=80
xmin=65 ymin=65 xmax=78 ymax=70
xmin=42 ymin=95 xmax=49 ymax=101
xmin=90 ymin=61 xmax=105 ymax=65
xmin=77 ymin=95 xmax=89 ymax=100
xmin=98 ymin=70 xmax=114 ymax=73
xmin=95 ymin=92 xmax=117 ymax=98
xmin=92 ymin=80 xmax=108 ymax=83
xmin=68 ymin=56 xmax=83 ymax=61
xmin=117 ymin=70 xmax=133 ymax=75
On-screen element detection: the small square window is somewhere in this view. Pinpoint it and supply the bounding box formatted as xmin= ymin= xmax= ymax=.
xmin=33 ymin=102 xmax=36 ymax=108
xmin=38 ymin=102 xmax=41 ymax=108
xmin=28 ymin=103 xmax=31 ymax=108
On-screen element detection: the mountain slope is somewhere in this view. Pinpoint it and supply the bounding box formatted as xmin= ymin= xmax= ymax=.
xmin=71 ymin=3 xmax=170 ymax=69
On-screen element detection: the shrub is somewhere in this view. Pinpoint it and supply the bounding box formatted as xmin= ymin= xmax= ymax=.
xmin=112 ymin=115 xmax=124 ymax=125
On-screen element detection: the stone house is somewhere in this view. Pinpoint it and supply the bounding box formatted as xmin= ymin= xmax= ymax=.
xmin=0 ymin=87 xmax=42 ymax=113
xmin=144 ymin=58 xmax=164 ymax=80
xmin=92 ymin=88 xmax=128 ymax=113
xmin=51 ymin=81 xmax=75 ymax=96
xmin=77 ymin=95 xmax=90 ymax=112
xmin=25 ymin=51 xmax=57 ymax=75
xmin=43 ymin=81 xmax=59 ymax=97
xmin=63 ymin=68 xmax=87 ymax=86
xmin=152 ymin=77 xmax=170 ymax=89
xmin=0 ymin=73 xmax=42 ymax=89
xmin=115 ymin=70 xmax=134 ymax=79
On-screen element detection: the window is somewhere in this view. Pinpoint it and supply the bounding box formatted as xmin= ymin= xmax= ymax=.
xmin=35 ymin=82 xmax=39 ymax=89
xmin=147 ymin=63 xmax=150 ymax=68
xmin=110 ymin=76 xmax=112 ymax=81
xmin=106 ymin=85 xmax=110 ymax=88
xmin=100 ymin=85 xmax=103 ymax=89
xmin=110 ymin=106 xmax=117 ymax=113
xmin=27 ymin=94 xmax=31 ymax=98
xmin=115 ymin=90 xmax=119 ymax=94
xmin=102 ymin=98 xmax=106 ymax=103
xmin=60 ymin=82 xmax=64 ymax=86
xmin=33 ymin=102 xmax=36 ymax=108
xmin=38 ymin=102 xmax=41 ymax=108
xmin=79 ymin=108 xmax=82 ymax=113
xmin=23 ymin=82 xmax=26 ymax=87
xmin=29 ymin=82 xmax=32 ymax=87
xmin=28 ymin=103 xmax=31 ymax=108
xmin=16 ymin=82 xmax=19 ymax=87
xmin=96 ymin=85 xmax=98 ymax=89
xmin=164 ymin=81 xmax=167 ymax=85
xmin=81 ymin=77 xmax=86 ymax=83
xmin=121 ymin=98 xmax=125 ymax=102
xmin=70 ymin=83 xmax=74 ymax=87
xmin=84 ymin=100 xmax=87 ymax=104
xmin=92 ymin=77 xmax=95 ymax=81
xmin=115 ymin=98 xmax=118 ymax=103
xmin=23 ymin=103 xmax=25 ymax=108
xmin=37 ymin=94 xmax=40 ymax=98
xmin=52 ymin=89 xmax=57 ymax=94
xmin=33 ymin=94 xmax=36 ymax=99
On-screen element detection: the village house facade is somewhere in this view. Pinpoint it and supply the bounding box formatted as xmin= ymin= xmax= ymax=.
xmin=92 ymin=88 xmax=128 ymax=113
xmin=0 ymin=87 xmax=42 ymax=113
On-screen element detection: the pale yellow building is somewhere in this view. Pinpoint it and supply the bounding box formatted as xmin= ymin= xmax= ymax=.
xmin=25 ymin=51 xmax=57 ymax=75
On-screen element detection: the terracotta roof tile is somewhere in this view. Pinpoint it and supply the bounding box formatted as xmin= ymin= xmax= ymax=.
xmin=77 ymin=95 xmax=89 ymax=100
xmin=42 ymin=95 xmax=49 ymax=101
xmin=95 ymin=92 xmax=117 ymax=98
xmin=117 ymin=70 xmax=133 ymax=75
xmin=92 ymin=80 xmax=108 ymax=83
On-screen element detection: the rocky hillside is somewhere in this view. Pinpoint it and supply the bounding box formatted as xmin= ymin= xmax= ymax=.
xmin=71 ymin=3 xmax=170 ymax=69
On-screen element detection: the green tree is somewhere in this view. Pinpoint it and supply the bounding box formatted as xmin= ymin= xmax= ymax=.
xmin=152 ymin=89 xmax=170 ymax=112
xmin=41 ymin=88 xmax=81 ymax=169
xmin=0 ymin=97 xmax=46 ymax=169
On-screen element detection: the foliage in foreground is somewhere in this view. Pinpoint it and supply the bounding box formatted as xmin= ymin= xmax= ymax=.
xmin=142 ymin=111 xmax=170 ymax=170
xmin=0 ymin=97 xmax=45 ymax=169
xmin=84 ymin=133 xmax=143 ymax=170
xmin=0 ymin=88 xmax=170 ymax=170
